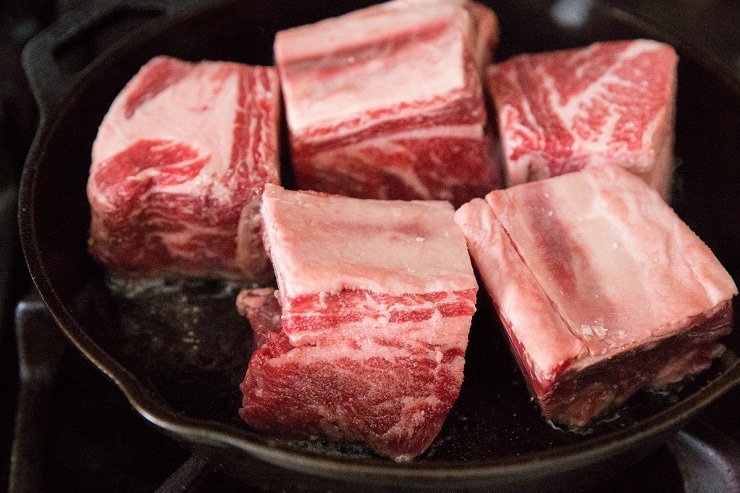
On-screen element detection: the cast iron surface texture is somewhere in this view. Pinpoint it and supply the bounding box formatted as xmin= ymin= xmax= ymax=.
xmin=18 ymin=0 xmax=740 ymax=491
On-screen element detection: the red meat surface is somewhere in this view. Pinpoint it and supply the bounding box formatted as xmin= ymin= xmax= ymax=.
xmin=274 ymin=0 xmax=502 ymax=207
xmin=487 ymin=39 xmax=678 ymax=198
xmin=238 ymin=185 xmax=478 ymax=461
xmin=88 ymin=56 xmax=281 ymax=280
xmin=454 ymin=165 xmax=736 ymax=427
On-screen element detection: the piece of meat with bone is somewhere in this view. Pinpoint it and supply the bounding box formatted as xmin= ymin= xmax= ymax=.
xmin=87 ymin=56 xmax=281 ymax=281
xmin=486 ymin=39 xmax=678 ymax=198
xmin=238 ymin=184 xmax=478 ymax=461
xmin=454 ymin=165 xmax=736 ymax=427
xmin=274 ymin=0 xmax=502 ymax=207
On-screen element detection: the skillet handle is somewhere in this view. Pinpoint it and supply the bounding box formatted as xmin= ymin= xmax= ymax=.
xmin=21 ymin=0 xmax=186 ymax=119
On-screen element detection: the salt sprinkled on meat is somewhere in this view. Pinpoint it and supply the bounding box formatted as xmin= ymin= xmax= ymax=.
xmin=238 ymin=185 xmax=478 ymax=461
xmin=455 ymin=165 xmax=736 ymax=427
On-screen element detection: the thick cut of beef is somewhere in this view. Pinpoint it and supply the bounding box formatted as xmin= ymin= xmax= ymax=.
xmin=487 ymin=39 xmax=678 ymax=198
xmin=454 ymin=165 xmax=736 ymax=427
xmin=88 ymin=56 xmax=281 ymax=280
xmin=274 ymin=0 xmax=501 ymax=207
xmin=238 ymin=184 xmax=478 ymax=461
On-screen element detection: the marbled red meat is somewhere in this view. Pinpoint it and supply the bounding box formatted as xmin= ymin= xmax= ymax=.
xmin=236 ymin=288 xmax=282 ymax=349
xmin=238 ymin=185 xmax=478 ymax=461
xmin=274 ymin=0 xmax=502 ymax=207
xmin=87 ymin=56 xmax=281 ymax=280
xmin=487 ymin=39 xmax=678 ymax=198
xmin=454 ymin=165 xmax=736 ymax=427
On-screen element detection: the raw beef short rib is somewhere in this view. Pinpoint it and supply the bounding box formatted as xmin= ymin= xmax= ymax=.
xmin=274 ymin=0 xmax=502 ymax=207
xmin=238 ymin=184 xmax=478 ymax=461
xmin=487 ymin=39 xmax=678 ymax=198
xmin=454 ymin=165 xmax=736 ymax=427
xmin=88 ymin=56 xmax=281 ymax=281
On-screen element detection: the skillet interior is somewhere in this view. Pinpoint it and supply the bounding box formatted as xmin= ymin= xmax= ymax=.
xmin=19 ymin=0 xmax=740 ymax=490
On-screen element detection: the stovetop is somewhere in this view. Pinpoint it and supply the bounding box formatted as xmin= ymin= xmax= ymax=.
xmin=2 ymin=1 xmax=740 ymax=492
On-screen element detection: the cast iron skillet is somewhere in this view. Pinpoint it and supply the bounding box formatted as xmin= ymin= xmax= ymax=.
xmin=18 ymin=0 xmax=740 ymax=491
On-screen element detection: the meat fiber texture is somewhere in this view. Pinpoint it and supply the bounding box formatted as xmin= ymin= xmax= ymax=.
xmin=238 ymin=184 xmax=478 ymax=461
xmin=88 ymin=56 xmax=281 ymax=281
xmin=454 ymin=165 xmax=737 ymax=427
xmin=274 ymin=0 xmax=502 ymax=208
xmin=487 ymin=39 xmax=678 ymax=199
